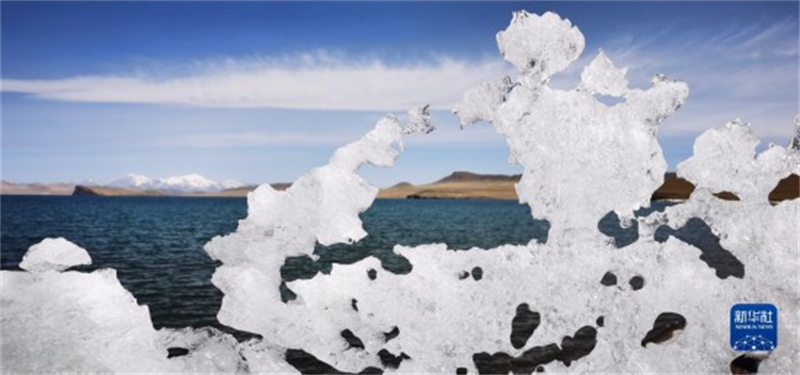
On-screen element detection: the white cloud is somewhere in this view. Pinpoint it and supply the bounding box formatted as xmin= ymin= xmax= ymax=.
xmin=582 ymin=17 xmax=800 ymax=139
xmin=168 ymin=131 xmax=353 ymax=148
xmin=2 ymin=56 xmax=509 ymax=111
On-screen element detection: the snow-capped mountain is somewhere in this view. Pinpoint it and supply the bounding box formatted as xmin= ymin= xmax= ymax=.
xmin=107 ymin=173 xmax=244 ymax=193
xmin=108 ymin=174 xmax=154 ymax=189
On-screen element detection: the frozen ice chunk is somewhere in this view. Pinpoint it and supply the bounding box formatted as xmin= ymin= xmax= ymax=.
xmin=624 ymin=74 xmax=689 ymax=126
xmin=158 ymin=327 xmax=296 ymax=373
xmin=202 ymin=10 xmax=798 ymax=374
xmin=579 ymin=49 xmax=628 ymax=97
xmin=19 ymin=237 xmax=91 ymax=273
xmin=789 ymin=115 xmax=800 ymax=151
xmin=677 ymin=118 xmax=798 ymax=203
xmin=403 ymin=105 xmax=435 ymax=134
xmin=453 ymin=76 xmax=513 ymax=128
xmin=204 ymin=107 xmax=434 ymax=368
xmin=458 ymin=12 xmax=688 ymax=240
xmin=1 ymin=263 xmax=177 ymax=372
xmin=496 ymin=11 xmax=585 ymax=81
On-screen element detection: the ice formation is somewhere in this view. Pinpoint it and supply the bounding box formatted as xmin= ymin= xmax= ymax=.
xmin=676 ymin=118 xmax=799 ymax=203
xmin=199 ymin=10 xmax=796 ymax=374
xmin=18 ymin=237 xmax=92 ymax=273
xmin=202 ymin=105 xmax=436 ymax=370
xmin=1 ymin=239 xmax=178 ymax=373
xmin=2 ymin=10 xmax=798 ymax=374
xmin=455 ymin=12 xmax=689 ymax=238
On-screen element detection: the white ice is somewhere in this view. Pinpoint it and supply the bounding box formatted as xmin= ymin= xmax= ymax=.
xmin=2 ymin=240 xmax=178 ymax=373
xmin=19 ymin=237 xmax=91 ymax=273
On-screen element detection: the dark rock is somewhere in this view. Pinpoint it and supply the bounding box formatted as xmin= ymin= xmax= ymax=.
xmin=383 ymin=326 xmax=400 ymax=343
xmin=730 ymin=354 xmax=762 ymax=375
xmin=641 ymin=312 xmax=686 ymax=347
xmin=473 ymin=352 xmax=512 ymax=375
xmin=341 ymin=329 xmax=365 ymax=350
xmin=629 ymin=276 xmax=645 ymax=291
xmin=285 ymin=349 xmax=344 ymax=374
xmin=377 ymin=349 xmax=410 ymax=369
xmin=558 ymin=326 xmax=597 ymax=366
xmin=471 ymin=267 xmax=483 ymax=281
xmin=285 ymin=349 xmax=384 ymax=375
xmin=510 ymin=303 xmax=541 ymax=349
xmin=519 ymin=343 xmax=561 ymax=370
xmin=166 ymin=347 xmax=190 ymax=358
xmin=600 ymin=272 xmax=617 ymax=286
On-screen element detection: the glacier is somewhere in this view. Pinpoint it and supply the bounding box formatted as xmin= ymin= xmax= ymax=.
xmin=1 ymin=10 xmax=798 ymax=374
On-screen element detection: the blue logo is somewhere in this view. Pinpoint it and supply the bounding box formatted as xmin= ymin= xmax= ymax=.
xmin=730 ymin=304 xmax=777 ymax=352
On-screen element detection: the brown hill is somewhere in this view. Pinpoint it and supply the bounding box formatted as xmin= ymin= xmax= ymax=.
xmin=72 ymin=185 xmax=164 ymax=196
xmin=6 ymin=174 xmax=797 ymax=202
xmin=378 ymin=172 xmax=799 ymax=202
xmin=1 ymin=181 xmax=75 ymax=195
xmin=650 ymin=173 xmax=695 ymax=201
xmin=379 ymin=172 xmax=519 ymax=200
xmin=436 ymin=171 xmax=521 ymax=183
xmin=768 ymin=174 xmax=799 ymax=202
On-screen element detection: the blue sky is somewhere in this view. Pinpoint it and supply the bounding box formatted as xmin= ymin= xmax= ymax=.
xmin=2 ymin=1 xmax=798 ymax=187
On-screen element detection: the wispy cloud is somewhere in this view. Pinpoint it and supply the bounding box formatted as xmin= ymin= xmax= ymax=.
xmin=585 ymin=16 xmax=799 ymax=139
xmin=166 ymin=131 xmax=353 ymax=148
xmin=2 ymin=55 xmax=508 ymax=111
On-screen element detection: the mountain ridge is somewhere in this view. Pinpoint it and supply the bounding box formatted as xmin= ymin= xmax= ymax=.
xmin=3 ymin=172 xmax=798 ymax=202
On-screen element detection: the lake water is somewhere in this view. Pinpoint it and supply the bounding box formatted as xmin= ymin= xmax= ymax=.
xmin=1 ymin=195 xmax=553 ymax=333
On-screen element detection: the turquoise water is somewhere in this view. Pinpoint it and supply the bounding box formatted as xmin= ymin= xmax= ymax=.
xmin=0 ymin=195 xmax=548 ymax=331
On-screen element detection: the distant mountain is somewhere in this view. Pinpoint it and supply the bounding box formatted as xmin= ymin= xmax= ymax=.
xmin=379 ymin=171 xmax=800 ymax=202
xmin=72 ymin=185 xmax=164 ymax=197
xmin=67 ymin=182 xmax=292 ymax=197
xmin=107 ymin=174 xmax=153 ymax=190
xmin=107 ymin=173 xmax=244 ymax=193
xmin=1 ymin=181 xmax=75 ymax=195
xmin=436 ymin=171 xmax=521 ymax=183
xmin=3 ymin=171 xmax=798 ymax=202
xmin=380 ymin=171 xmax=518 ymax=200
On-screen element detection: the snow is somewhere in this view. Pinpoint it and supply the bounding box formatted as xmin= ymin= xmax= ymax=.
xmin=108 ymin=173 xmax=154 ymax=189
xmin=220 ymin=179 xmax=245 ymax=190
xmin=19 ymin=237 xmax=92 ymax=273
xmin=107 ymin=173 xmax=244 ymax=193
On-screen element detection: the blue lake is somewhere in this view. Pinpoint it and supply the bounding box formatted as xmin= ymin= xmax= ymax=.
xmin=0 ymin=195 xmax=551 ymax=332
